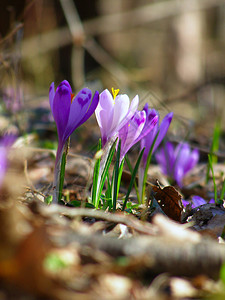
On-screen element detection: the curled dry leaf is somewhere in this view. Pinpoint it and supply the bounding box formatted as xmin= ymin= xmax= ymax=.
xmin=152 ymin=184 xmax=183 ymax=222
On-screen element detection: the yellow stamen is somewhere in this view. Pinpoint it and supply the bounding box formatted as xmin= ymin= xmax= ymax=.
xmin=111 ymin=88 xmax=120 ymax=100
xmin=71 ymin=93 xmax=75 ymax=103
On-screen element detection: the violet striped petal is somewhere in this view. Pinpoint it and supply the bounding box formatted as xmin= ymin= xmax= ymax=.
xmin=110 ymin=94 xmax=130 ymax=133
xmin=184 ymin=148 xmax=199 ymax=174
xmin=174 ymin=143 xmax=191 ymax=172
xmin=138 ymin=114 xmax=158 ymax=142
xmin=52 ymin=83 xmax=71 ymax=144
xmin=119 ymin=95 xmax=139 ymax=130
xmin=76 ymin=91 xmax=100 ymax=129
xmin=95 ymin=89 xmax=114 ymax=136
xmin=49 ymin=82 xmax=55 ymax=114
xmin=173 ymin=165 xmax=185 ymax=187
xmin=63 ymin=88 xmax=92 ymax=142
xmin=95 ymin=90 xmax=139 ymax=146
xmin=153 ymin=112 xmax=173 ymax=152
xmin=119 ymin=110 xmax=146 ymax=160
xmin=155 ymin=142 xmax=175 ymax=177
xmin=192 ymin=195 xmax=206 ymax=207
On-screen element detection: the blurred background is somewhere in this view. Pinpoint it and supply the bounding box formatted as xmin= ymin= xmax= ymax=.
xmin=0 ymin=0 xmax=225 ymax=156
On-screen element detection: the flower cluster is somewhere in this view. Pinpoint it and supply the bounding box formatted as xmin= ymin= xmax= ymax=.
xmin=49 ymin=83 xmax=176 ymax=205
xmin=95 ymin=89 xmax=158 ymax=162
xmin=155 ymin=141 xmax=199 ymax=187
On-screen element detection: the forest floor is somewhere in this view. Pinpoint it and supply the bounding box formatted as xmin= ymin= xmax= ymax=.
xmin=0 ymin=96 xmax=225 ymax=300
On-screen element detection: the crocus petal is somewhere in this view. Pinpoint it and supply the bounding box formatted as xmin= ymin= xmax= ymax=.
xmin=143 ymin=108 xmax=159 ymax=130
xmin=59 ymin=80 xmax=73 ymax=94
xmin=76 ymin=91 xmax=99 ymax=128
xmin=95 ymin=89 xmax=114 ymax=130
xmin=119 ymin=125 xmax=129 ymax=158
xmin=184 ymin=148 xmax=199 ymax=174
xmin=182 ymin=199 xmax=191 ymax=207
xmin=111 ymin=94 xmax=130 ymax=134
xmin=174 ymin=143 xmax=191 ymax=173
xmin=63 ymin=88 xmax=92 ymax=141
xmin=140 ymin=108 xmax=159 ymax=163
xmin=173 ymin=165 xmax=185 ymax=187
xmin=155 ymin=142 xmax=175 ymax=177
xmin=138 ymin=115 xmax=158 ymax=142
xmin=155 ymin=148 xmax=168 ymax=175
xmin=0 ymin=147 xmax=8 ymax=186
xmin=95 ymin=89 xmax=114 ymax=144
xmin=192 ymin=195 xmax=206 ymax=207
xmin=95 ymin=90 xmax=139 ymax=147
xmin=2 ymin=134 xmax=17 ymax=148
xmin=52 ymin=83 xmax=71 ymax=144
xmin=156 ymin=141 xmax=199 ymax=187
xmin=153 ymin=112 xmax=173 ymax=152
xmin=49 ymin=82 xmax=55 ymax=113
xmin=120 ymin=95 xmax=139 ymax=129
xmin=0 ymin=134 xmax=16 ymax=188
xmin=119 ymin=110 xmax=146 ymax=159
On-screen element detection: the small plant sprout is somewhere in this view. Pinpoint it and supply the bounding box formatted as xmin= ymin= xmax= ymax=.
xmin=155 ymin=142 xmax=199 ymax=188
xmin=49 ymin=80 xmax=99 ymax=203
xmin=138 ymin=106 xmax=173 ymax=203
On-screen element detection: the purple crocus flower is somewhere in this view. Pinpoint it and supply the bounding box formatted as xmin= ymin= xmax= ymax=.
xmin=155 ymin=142 xmax=199 ymax=187
xmin=49 ymin=80 xmax=99 ymax=202
xmin=49 ymin=80 xmax=99 ymax=163
xmin=140 ymin=105 xmax=173 ymax=164
xmin=0 ymin=134 xmax=16 ymax=188
xmin=118 ymin=110 xmax=158 ymax=162
xmin=182 ymin=196 xmax=214 ymax=208
xmin=138 ymin=106 xmax=173 ymax=200
xmin=95 ymin=89 xmax=139 ymax=147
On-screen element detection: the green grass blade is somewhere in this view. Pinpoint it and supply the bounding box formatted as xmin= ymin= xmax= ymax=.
xmin=125 ymin=154 xmax=140 ymax=202
xmin=122 ymin=148 xmax=145 ymax=211
xmin=211 ymin=119 xmax=220 ymax=164
xmin=58 ymin=151 xmax=66 ymax=202
xmin=117 ymin=158 xmax=125 ymax=196
xmin=208 ymin=154 xmax=217 ymax=204
xmin=220 ymin=177 xmax=225 ymax=202
xmin=91 ymin=139 xmax=102 ymax=206
xmin=96 ymin=139 xmax=117 ymax=209
xmin=141 ymin=132 xmax=159 ymax=204
xmin=206 ymin=119 xmax=221 ymax=183
xmin=112 ymin=140 xmax=121 ymax=212
xmin=106 ymin=173 xmax=112 ymax=197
